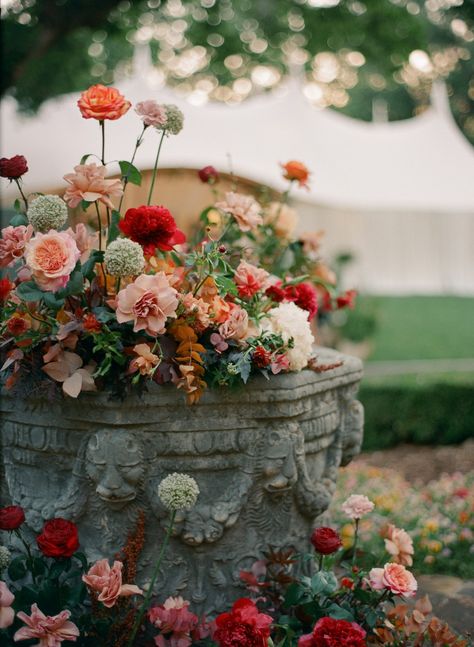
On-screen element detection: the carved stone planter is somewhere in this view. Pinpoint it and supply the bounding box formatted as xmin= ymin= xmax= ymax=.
xmin=0 ymin=347 xmax=363 ymax=614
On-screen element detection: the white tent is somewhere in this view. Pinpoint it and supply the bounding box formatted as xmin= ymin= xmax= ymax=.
xmin=1 ymin=48 xmax=473 ymax=294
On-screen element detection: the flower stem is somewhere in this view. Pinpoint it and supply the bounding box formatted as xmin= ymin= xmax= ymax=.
xmin=318 ymin=553 xmax=324 ymax=572
xmin=95 ymin=203 xmax=103 ymax=252
xmin=100 ymin=120 xmax=106 ymax=165
xmin=352 ymin=519 xmax=359 ymax=567
xmin=14 ymin=179 xmax=29 ymax=212
xmin=118 ymin=125 xmax=147 ymax=213
xmin=126 ymin=510 xmax=176 ymax=647
xmin=14 ymin=528 xmax=37 ymax=586
xmin=147 ymin=130 xmax=166 ymax=206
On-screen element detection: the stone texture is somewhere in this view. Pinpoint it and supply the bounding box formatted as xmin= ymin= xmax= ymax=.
xmin=0 ymin=347 xmax=363 ymax=614
xmin=416 ymin=575 xmax=474 ymax=635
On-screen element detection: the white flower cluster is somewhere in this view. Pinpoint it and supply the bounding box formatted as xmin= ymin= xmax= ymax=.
xmin=158 ymin=472 xmax=199 ymax=511
xmin=162 ymin=105 xmax=184 ymax=136
xmin=27 ymin=194 xmax=68 ymax=232
xmin=265 ymin=301 xmax=314 ymax=371
xmin=0 ymin=545 xmax=11 ymax=571
xmin=104 ymin=238 xmax=145 ymax=277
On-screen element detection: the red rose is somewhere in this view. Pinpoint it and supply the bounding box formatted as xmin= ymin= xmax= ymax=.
xmin=0 ymin=155 xmax=28 ymax=179
xmin=253 ymin=346 xmax=272 ymax=368
xmin=281 ymin=161 xmax=310 ymax=188
xmin=298 ymin=617 xmax=366 ymax=647
xmin=336 ymin=289 xmax=357 ymax=310
xmin=265 ymin=282 xmax=286 ymax=303
xmin=119 ymin=205 xmax=186 ymax=256
xmin=284 ymin=282 xmax=319 ymax=321
xmin=213 ymin=598 xmax=273 ymax=647
xmin=0 ymin=505 xmax=25 ymax=530
xmin=198 ymin=165 xmax=219 ymax=184
xmin=36 ymin=518 xmax=79 ymax=558
xmin=310 ymin=527 xmax=342 ymax=555
xmin=0 ymin=277 xmax=14 ymax=302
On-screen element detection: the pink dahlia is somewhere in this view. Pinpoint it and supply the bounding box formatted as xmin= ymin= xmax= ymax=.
xmin=0 ymin=224 xmax=33 ymax=267
xmin=63 ymin=163 xmax=123 ymax=209
xmin=13 ymin=604 xmax=79 ymax=646
xmin=215 ymin=192 xmax=262 ymax=231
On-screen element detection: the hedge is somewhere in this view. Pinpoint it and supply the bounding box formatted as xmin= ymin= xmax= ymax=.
xmin=359 ymin=382 xmax=474 ymax=450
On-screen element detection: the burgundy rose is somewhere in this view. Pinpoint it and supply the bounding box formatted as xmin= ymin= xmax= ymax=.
xmin=284 ymin=282 xmax=319 ymax=320
xmin=198 ymin=165 xmax=219 ymax=184
xmin=265 ymin=282 xmax=286 ymax=302
xmin=310 ymin=527 xmax=342 ymax=555
xmin=36 ymin=518 xmax=79 ymax=558
xmin=213 ymin=598 xmax=273 ymax=647
xmin=0 ymin=155 xmax=28 ymax=179
xmin=298 ymin=617 xmax=366 ymax=647
xmin=119 ymin=205 xmax=186 ymax=256
xmin=0 ymin=505 xmax=25 ymax=530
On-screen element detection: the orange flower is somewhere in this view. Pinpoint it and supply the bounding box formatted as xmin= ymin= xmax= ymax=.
xmin=78 ymin=84 xmax=131 ymax=121
xmin=128 ymin=343 xmax=160 ymax=376
xmin=281 ymin=160 xmax=310 ymax=187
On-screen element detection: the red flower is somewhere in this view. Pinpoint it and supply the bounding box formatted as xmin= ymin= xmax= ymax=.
xmin=37 ymin=518 xmax=79 ymax=558
xmin=284 ymin=282 xmax=318 ymax=320
xmin=0 ymin=277 xmax=14 ymax=302
xmin=213 ymin=598 xmax=273 ymax=647
xmin=265 ymin=282 xmax=286 ymax=302
xmin=119 ymin=205 xmax=186 ymax=256
xmin=298 ymin=617 xmax=366 ymax=647
xmin=253 ymin=346 xmax=272 ymax=368
xmin=0 ymin=155 xmax=28 ymax=180
xmin=7 ymin=314 xmax=31 ymax=337
xmin=198 ymin=165 xmax=219 ymax=184
xmin=281 ymin=161 xmax=310 ymax=188
xmin=336 ymin=289 xmax=357 ymax=310
xmin=0 ymin=505 xmax=25 ymax=530
xmin=83 ymin=313 xmax=102 ymax=333
xmin=310 ymin=527 xmax=342 ymax=555
xmin=340 ymin=577 xmax=354 ymax=589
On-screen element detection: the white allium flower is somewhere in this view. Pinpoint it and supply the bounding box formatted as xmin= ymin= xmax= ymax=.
xmin=264 ymin=301 xmax=314 ymax=371
xmin=162 ymin=104 xmax=184 ymax=135
xmin=158 ymin=473 xmax=199 ymax=511
xmin=0 ymin=545 xmax=11 ymax=571
xmin=27 ymin=195 xmax=68 ymax=232
xmin=104 ymin=238 xmax=145 ymax=277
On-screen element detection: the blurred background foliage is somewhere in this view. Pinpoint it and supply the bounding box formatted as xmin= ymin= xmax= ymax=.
xmin=1 ymin=0 xmax=473 ymax=142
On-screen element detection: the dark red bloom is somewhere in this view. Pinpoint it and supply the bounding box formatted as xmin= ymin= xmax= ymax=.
xmin=6 ymin=315 xmax=30 ymax=336
xmin=119 ymin=205 xmax=186 ymax=256
xmin=336 ymin=289 xmax=357 ymax=310
xmin=0 ymin=277 xmax=14 ymax=302
xmin=298 ymin=617 xmax=366 ymax=647
xmin=0 ymin=505 xmax=25 ymax=530
xmin=310 ymin=527 xmax=342 ymax=555
xmin=37 ymin=518 xmax=79 ymax=558
xmin=213 ymin=598 xmax=273 ymax=647
xmin=265 ymin=282 xmax=286 ymax=302
xmin=284 ymin=282 xmax=318 ymax=320
xmin=83 ymin=313 xmax=102 ymax=333
xmin=0 ymin=155 xmax=28 ymax=179
xmin=198 ymin=165 xmax=219 ymax=184
xmin=340 ymin=577 xmax=354 ymax=589
xmin=253 ymin=346 xmax=272 ymax=368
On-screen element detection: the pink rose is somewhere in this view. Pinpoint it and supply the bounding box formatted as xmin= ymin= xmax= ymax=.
xmin=0 ymin=224 xmax=33 ymax=267
xmin=65 ymin=223 xmax=98 ymax=262
xmin=13 ymin=604 xmax=79 ymax=645
xmin=368 ymin=563 xmax=417 ymax=597
xmin=341 ymin=494 xmax=375 ymax=520
xmin=218 ymin=305 xmax=249 ymax=341
xmin=234 ymin=261 xmax=270 ymax=298
xmin=0 ymin=581 xmax=15 ymax=629
xmin=116 ymin=272 xmax=179 ymax=336
xmin=135 ymin=100 xmax=167 ymax=127
xmin=24 ymin=231 xmax=80 ymax=292
xmin=382 ymin=524 xmax=414 ymax=566
xmin=63 ymin=163 xmax=123 ymax=209
xmin=215 ymin=192 xmax=263 ymax=231
xmin=82 ymin=559 xmax=142 ymax=608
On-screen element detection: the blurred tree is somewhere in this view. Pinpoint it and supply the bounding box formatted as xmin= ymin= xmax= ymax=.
xmin=1 ymin=0 xmax=472 ymax=142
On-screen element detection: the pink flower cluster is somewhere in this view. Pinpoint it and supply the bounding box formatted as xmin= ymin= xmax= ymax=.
xmin=149 ymin=596 xmax=208 ymax=647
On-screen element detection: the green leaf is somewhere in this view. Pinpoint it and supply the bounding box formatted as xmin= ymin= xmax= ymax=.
xmin=9 ymin=213 xmax=28 ymax=226
xmin=326 ymin=603 xmax=356 ymax=622
xmin=15 ymin=281 xmax=44 ymax=302
xmin=284 ymin=582 xmax=304 ymax=607
xmin=119 ymin=160 xmax=142 ymax=186
xmin=8 ymin=556 xmax=27 ymax=581
xmin=74 ymin=551 xmax=88 ymax=572
xmin=80 ymin=153 xmax=94 ymax=164
xmin=107 ymin=209 xmax=121 ymax=245
xmin=215 ymin=275 xmax=238 ymax=297
xmin=13 ymin=198 xmax=22 ymax=213
xmin=81 ymin=199 xmax=90 ymax=211
xmin=43 ymin=291 xmax=65 ymax=309
xmin=32 ymin=557 xmax=46 ymax=576
xmin=81 ymin=249 xmax=104 ymax=281
xmin=64 ymin=270 xmax=84 ymax=296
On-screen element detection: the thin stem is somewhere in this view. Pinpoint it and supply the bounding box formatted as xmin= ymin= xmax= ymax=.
xmin=14 ymin=528 xmax=37 ymax=586
xmin=126 ymin=511 xmax=176 ymax=647
xmin=352 ymin=519 xmax=359 ymax=567
xmin=100 ymin=120 xmax=106 ymax=165
xmin=318 ymin=553 xmax=324 ymax=572
xmin=95 ymin=203 xmax=103 ymax=252
xmin=147 ymin=130 xmax=166 ymax=206
xmin=14 ymin=179 xmax=29 ymax=212
xmin=118 ymin=125 xmax=147 ymax=213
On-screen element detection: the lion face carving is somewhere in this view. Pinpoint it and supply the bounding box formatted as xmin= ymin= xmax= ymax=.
xmin=85 ymin=430 xmax=145 ymax=510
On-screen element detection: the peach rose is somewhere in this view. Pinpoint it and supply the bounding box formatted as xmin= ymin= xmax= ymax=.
xmin=82 ymin=559 xmax=142 ymax=608
xmin=0 ymin=581 xmax=15 ymax=629
xmin=116 ymin=272 xmax=178 ymax=336
xmin=215 ymin=192 xmax=262 ymax=232
xmin=78 ymin=84 xmax=131 ymax=120
xmin=25 ymin=231 xmax=80 ymax=292
xmin=63 ymin=163 xmax=123 ymax=209
xmin=181 ymin=292 xmax=211 ymax=328
xmin=218 ymin=305 xmax=249 ymax=341
xmin=128 ymin=343 xmax=160 ymax=376
xmin=0 ymin=224 xmax=33 ymax=267
xmin=369 ymin=563 xmax=417 ymax=598
xmin=382 ymin=524 xmax=414 ymax=567
xmin=342 ymin=494 xmax=375 ymax=520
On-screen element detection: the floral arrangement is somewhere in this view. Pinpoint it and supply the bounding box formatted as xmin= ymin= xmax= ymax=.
xmin=330 ymin=462 xmax=474 ymax=579
xmin=0 ymin=483 xmax=468 ymax=646
xmin=0 ymin=84 xmax=355 ymax=403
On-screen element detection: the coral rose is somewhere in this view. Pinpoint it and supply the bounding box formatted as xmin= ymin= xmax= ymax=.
xmin=0 ymin=155 xmax=28 ymax=179
xmin=0 ymin=581 xmax=15 ymax=629
xmin=128 ymin=343 xmax=160 ymax=376
xmin=0 ymin=224 xmax=33 ymax=267
xmin=116 ymin=272 xmax=179 ymax=336
xmin=63 ymin=163 xmax=123 ymax=209
xmin=281 ymin=160 xmax=310 ymax=187
xmin=342 ymin=494 xmax=375 ymax=520
xmin=0 ymin=505 xmax=25 ymax=530
xmin=310 ymin=527 xmax=342 ymax=555
xmin=119 ymin=205 xmax=186 ymax=256
xmin=212 ymin=598 xmax=273 ymax=647
xmin=24 ymin=231 xmax=80 ymax=292
xmin=82 ymin=559 xmax=142 ymax=608
xmin=234 ymin=261 xmax=270 ymax=298
xmin=369 ymin=562 xmax=418 ymax=597
xmin=36 ymin=518 xmax=79 ymax=558
xmin=218 ymin=306 xmax=249 ymax=341
xmin=215 ymin=192 xmax=263 ymax=232
xmin=78 ymin=84 xmax=130 ymax=120
xmin=298 ymin=617 xmax=366 ymax=647
xmin=382 ymin=524 xmax=414 ymax=566
xmin=13 ymin=604 xmax=79 ymax=645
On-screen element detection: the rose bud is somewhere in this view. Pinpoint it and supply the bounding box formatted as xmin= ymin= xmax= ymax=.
xmin=0 ymin=155 xmax=28 ymax=180
xmin=310 ymin=527 xmax=343 ymax=555
xmin=198 ymin=165 xmax=219 ymax=184
xmin=0 ymin=505 xmax=26 ymax=530
xmin=218 ymin=245 xmax=226 ymax=253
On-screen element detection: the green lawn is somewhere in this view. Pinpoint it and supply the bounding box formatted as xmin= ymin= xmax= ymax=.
xmin=359 ymin=296 xmax=474 ymax=361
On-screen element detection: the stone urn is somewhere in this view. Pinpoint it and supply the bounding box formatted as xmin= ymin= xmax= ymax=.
xmin=0 ymin=347 xmax=363 ymax=615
